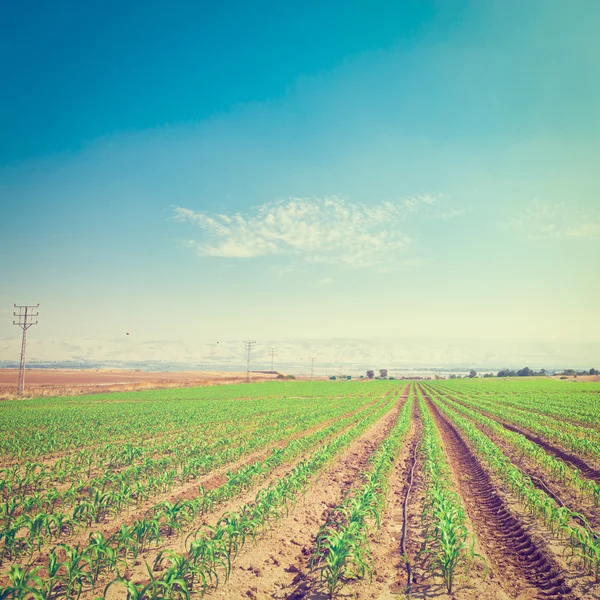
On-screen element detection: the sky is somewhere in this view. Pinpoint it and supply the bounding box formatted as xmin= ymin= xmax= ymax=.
xmin=1 ymin=0 xmax=599 ymax=368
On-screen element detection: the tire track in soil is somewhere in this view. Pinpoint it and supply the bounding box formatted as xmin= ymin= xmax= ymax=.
xmin=200 ymin=395 xmax=407 ymax=600
xmin=436 ymin=396 xmax=600 ymax=534
xmin=424 ymin=393 xmax=573 ymax=600
xmin=446 ymin=394 xmax=600 ymax=485
xmin=408 ymin=399 xmax=509 ymax=600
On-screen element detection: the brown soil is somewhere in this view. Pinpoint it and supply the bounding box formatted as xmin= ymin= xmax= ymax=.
xmin=477 ymin=400 xmax=600 ymax=431
xmin=79 ymin=394 xmax=406 ymax=599
xmin=324 ymin=392 xmax=424 ymax=599
xmin=402 ymin=400 xmax=510 ymax=600
xmin=5 ymin=397 xmax=381 ymax=582
xmin=0 ymin=369 xmax=281 ymax=399
xmin=437 ymin=396 xmax=600 ymax=534
xmin=552 ymin=375 xmax=600 ymax=383
xmin=448 ymin=396 xmax=600 ymax=484
xmin=424 ymin=393 xmax=574 ymax=599
xmin=194 ymin=395 xmax=406 ymax=599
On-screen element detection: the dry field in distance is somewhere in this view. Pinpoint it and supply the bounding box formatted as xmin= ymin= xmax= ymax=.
xmin=0 ymin=369 xmax=280 ymax=399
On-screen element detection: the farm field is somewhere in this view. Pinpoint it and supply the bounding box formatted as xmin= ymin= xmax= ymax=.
xmin=0 ymin=370 xmax=278 ymax=400
xmin=1 ymin=378 xmax=599 ymax=599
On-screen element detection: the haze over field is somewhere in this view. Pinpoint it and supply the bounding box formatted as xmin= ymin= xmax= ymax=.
xmin=1 ymin=1 xmax=598 ymax=368
xmin=0 ymin=337 xmax=597 ymax=373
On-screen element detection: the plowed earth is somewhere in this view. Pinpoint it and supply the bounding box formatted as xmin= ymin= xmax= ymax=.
xmin=448 ymin=395 xmax=600 ymax=484
xmin=202 ymin=395 xmax=406 ymax=599
xmin=5 ymin=382 xmax=600 ymax=600
xmin=438 ymin=397 xmax=600 ymax=534
xmin=424 ymin=394 xmax=575 ymax=600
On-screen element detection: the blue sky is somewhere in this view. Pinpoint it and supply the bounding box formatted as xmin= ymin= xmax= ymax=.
xmin=1 ymin=0 xmax=599 ymax=367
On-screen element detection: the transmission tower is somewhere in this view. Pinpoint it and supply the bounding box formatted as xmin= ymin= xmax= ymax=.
xmin=243 ymin=341 xmax=256 ymax=383
xmin=310 ymin=357 xmax=316 ymax=380
xmin=13 ymin=304 xmax=39 ymax=396
xmin=268 ymin=347 xmax=278 ymax=373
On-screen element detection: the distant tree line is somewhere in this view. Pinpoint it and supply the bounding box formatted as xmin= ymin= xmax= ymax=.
xmin=449 ymin=367 xmax=599 ymax=378
xmin=558 ymin=368 xmax=598 ymax=376
xmin=365 ymin=367 xmax=598 ymax=381
xmin=497 ymin=367 xmax=598 ymax=377
xmin=366 ymin=369 xmax=389 ymax=379
xmin=449 ymin=367 xmax=600 ymax=379
xmin=497 ymin=367 xmax=546 ymax=377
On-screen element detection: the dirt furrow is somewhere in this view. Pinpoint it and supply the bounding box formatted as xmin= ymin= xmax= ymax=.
xmin=200 ymin=396 xmax=406 ymax=599
xmin=474 ymin=400 xmax=600 ymax=431
xmin=425 ymin=395 xmax=573 ymax=600
xmin=332 ymin=395 xmax=422 ymax=599
xmin=101 ymin=396 xmax=382 ymax=533
xmin=446 ymin=395 xmax=600 ymax=484
xmin=6 ymin=399 xmax=381 ymax=586
xmin=92 ymin=396 xmax=404 ymax=600
xmin=437 ymin=397 xmax=600 ymax=533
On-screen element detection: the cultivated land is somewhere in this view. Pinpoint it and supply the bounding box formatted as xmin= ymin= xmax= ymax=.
xmin=1 ymin=378 xmax=599 ymax=599
xmin=0 ymin=370 xmax=278 ymax=399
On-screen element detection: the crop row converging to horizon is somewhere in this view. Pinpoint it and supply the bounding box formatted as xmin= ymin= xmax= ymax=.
xmin=1 ymin=377 xmax=599 ymax=599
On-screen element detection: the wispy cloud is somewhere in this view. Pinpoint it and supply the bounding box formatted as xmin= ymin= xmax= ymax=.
xmin=174 ymin=195 xmax=456 ymax=268
xmin=566 ymin=222 xmax=600 ymax=239
xmin=505 ymin=200 xmax=600 ymax=240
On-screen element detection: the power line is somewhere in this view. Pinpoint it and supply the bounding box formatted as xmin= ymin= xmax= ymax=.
xmin=243 ymin=340 xmax=256 ymax=384
xmin=310 ymin=357 xmax=316 ymax=380
xmin=268 ymin=347 xmax=278 ymax=373
xmin=13 ymin=304 xmax=39 ymax=397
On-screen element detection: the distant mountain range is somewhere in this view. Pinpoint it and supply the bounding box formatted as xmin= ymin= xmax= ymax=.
xmin=0 ymin=336 xmax=597 ymax=373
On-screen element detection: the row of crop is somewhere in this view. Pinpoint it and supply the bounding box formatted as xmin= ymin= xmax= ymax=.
xmin=436 ymin=379 xmax=600 ymax=434
xmin=415 ymin=387 xmax=485 ymax=593
xmin=424 ymin=385 xmax=600 ymax=507
xmin=0 ymin=394 xmax=382 ymax=566
xmin=1 ymin=392 xmax=364 ymax=491
xmin=444 ymin=383 xmax=600 ymax=447
xmin=0 ymin=382 xmax=384 ymax=460
xmin=0 ymin=391 xmax=366 ymax=466
xmin=310 ymin=387 xmax=414 ymax=598
xmin=441 ymin=388 xmax=600 ymax=461
xmin=1 ymin=392 xmax=400 ymax=599
xmin=0 ymin=393 xmax=369 ymax=528
xmin=3 ymin=416 xmax=276 ymax=499
xmin=429 ymin=392 xmax=600 ymax=582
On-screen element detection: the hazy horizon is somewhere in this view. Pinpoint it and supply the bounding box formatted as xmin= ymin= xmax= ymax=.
xmin=0 ymin=335 xmax=597 ymax=373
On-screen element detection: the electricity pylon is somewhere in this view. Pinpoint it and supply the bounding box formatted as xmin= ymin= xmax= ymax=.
xmin=13 ymin=304 xmax=39 ymax=396
xmin=268 ymin=347 xmax=278 ymax=373
xmin=243 ymin=341 xmax=256 ymax=383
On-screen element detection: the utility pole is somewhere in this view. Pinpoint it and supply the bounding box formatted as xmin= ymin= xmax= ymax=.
xmin=243 ymin=341 xmax=256 ymax=383
xmin=310 ymin=357 xmax=316 ymax=380
xmin=13 ymin=304 xmax=39 ymax=396
xmin=268 ymin=347 xmax=278 ymax=373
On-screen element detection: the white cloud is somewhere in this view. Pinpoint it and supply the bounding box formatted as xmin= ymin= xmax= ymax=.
xmin=506 ymin=200 xmax=600 ymax=240
xmin=174 ymin=195 xmax=455 ymax=268
xmin=566 ymin=222 xmax=600 ymax=239
xmin=316 ymin=277 xmax=333 ymax=285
